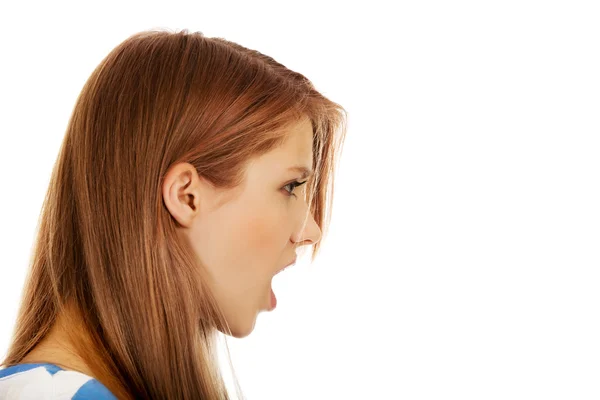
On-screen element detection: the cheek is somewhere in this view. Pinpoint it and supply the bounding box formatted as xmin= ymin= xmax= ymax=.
xmin=197 ymin=197 xmax=291 ymax=290
xmin=238 ymin=206 xmax=285 ymax=258
xmin=198 ymin=200 xmax=292 ymax=332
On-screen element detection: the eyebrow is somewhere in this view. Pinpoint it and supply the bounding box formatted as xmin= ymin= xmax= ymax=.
xmin=288 ymin=166 xmax=313 ymax=179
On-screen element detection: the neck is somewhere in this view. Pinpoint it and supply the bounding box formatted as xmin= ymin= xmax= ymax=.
xmin=20 ymin=307 xmax=95 ymax=378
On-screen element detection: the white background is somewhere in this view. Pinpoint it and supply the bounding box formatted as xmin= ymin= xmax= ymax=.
xmin=1 ymin=1 xmax=599 ymax=399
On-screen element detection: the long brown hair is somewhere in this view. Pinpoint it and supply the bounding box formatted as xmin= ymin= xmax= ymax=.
xmin=1 ymin=28 xmax=347 ymax=399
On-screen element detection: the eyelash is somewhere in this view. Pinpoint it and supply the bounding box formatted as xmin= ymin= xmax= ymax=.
xmin=283 ymin=180 xmax=307 ymax=198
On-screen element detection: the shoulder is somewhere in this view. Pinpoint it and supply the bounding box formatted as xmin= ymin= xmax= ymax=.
xmin=0 ymin=362 xmax=117 ymax=399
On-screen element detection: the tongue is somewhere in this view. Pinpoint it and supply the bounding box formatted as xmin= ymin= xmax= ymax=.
xmin=270 ymin=288 xmax=277 ymax=310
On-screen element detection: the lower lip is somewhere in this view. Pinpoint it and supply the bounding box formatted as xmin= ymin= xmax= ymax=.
xmin=268 ymin=287 xmax=277 ymax=311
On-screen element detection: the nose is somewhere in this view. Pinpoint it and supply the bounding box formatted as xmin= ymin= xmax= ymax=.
xmin=291 ymin=212 xmax=322 ymax=247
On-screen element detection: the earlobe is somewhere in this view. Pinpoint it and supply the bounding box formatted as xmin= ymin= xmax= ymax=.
xmin=162 ymin=163 xmax=201 ymax=228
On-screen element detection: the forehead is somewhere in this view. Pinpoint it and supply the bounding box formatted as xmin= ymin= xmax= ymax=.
xmin=240 ymin=116 xmax=315 ymax=185
xmin=278 ymin=116 xmax=314 ymax=160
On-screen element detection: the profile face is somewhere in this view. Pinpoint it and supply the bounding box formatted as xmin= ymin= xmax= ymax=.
xmin=163 ymin=116 xmax=322 ymax=338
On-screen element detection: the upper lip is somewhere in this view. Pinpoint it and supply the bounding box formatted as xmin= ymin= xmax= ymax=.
xmin=276 ymin=257 xmax=297 ymax=274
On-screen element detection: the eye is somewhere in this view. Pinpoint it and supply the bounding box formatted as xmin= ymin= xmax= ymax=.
xmin=283 ymin=180 xmax=307 ymax=198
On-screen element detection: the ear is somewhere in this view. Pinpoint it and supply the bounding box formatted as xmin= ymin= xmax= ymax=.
xmin=162 ymin=162 xmax=204 ymax=228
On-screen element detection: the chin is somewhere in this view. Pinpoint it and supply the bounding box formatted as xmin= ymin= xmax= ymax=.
xmin=227 ymin=324 xmax=255 ymax=339
xmin=220 ymin=315 xmax=258 ymax=339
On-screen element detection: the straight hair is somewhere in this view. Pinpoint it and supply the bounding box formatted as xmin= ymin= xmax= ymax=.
xmin=1 ymin=29 xmax=347 ymax=399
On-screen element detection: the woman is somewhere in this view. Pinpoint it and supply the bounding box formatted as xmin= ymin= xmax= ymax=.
xmin=0 ymin=29 xmax=346 ymax=399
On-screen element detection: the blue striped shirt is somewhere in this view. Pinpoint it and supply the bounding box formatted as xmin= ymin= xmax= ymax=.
xmin=0 ymin=363 xmax=116 ymax=399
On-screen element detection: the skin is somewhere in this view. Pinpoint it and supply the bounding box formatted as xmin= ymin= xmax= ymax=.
xmin=20 ymin=115 xmax=321 ymax=371
xmin=162 ymin=115 xmax=322 ymax=338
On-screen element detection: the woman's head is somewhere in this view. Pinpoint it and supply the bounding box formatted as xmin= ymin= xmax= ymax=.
xmin=163 ymin=115 xmax=322 ymax=338
xmin=2 ymin=29 xmax=346 ymax=399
